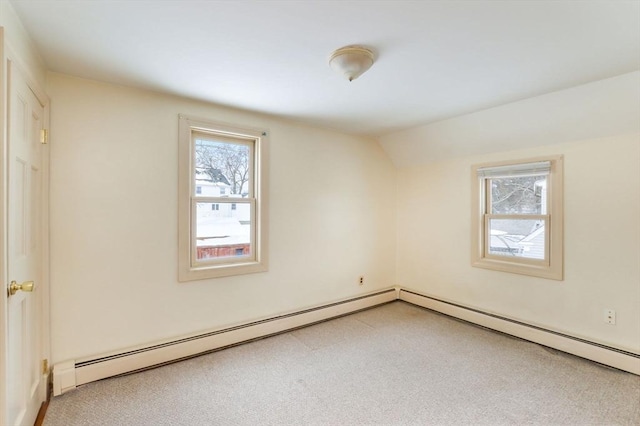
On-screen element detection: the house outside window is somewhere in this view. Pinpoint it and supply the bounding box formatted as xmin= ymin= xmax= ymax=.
xmin=471 ymin=156 xmax=563 ymax=280
xmin=178 ymin=115 xmax=269 ymax=281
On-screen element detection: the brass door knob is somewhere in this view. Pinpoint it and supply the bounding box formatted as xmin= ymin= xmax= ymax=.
xmin=8 ymin=280 xmax=34 ymax=296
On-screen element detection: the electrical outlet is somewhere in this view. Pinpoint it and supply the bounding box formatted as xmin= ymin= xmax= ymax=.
xmin=358 ymin=276 xmax=364 ymax=286
xmin=604 ymin=309 xmax=616 ymax=325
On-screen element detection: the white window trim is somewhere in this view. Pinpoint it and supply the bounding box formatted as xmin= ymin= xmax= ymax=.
xmin=178 ymin=114 xmax=269 ymax=281
xmin=471 ymin=155 xmax=563 ymax=280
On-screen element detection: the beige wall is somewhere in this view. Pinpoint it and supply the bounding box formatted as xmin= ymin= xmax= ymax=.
xmin=47 ymin=73 xmax=397 ymax=363
xmin=380 ymin=74 xmax=640 ymax=353
xmin=31 ymin=34 xmax=640 ymax=363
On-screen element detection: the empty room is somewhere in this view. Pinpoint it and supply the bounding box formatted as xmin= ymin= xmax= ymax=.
xmin=1 ymin=1 xmax=639 ymax=425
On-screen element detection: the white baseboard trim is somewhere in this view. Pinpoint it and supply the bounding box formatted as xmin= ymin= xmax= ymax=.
xmin=53 ymin=286 xmax=639 ymax=396
xmin=399 ymin=288 xmax=640 ymax=375
xmin=52 ymin=288 xmax=397 ymax=395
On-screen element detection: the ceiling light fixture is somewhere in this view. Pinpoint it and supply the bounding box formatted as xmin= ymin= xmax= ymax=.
xmin=329 ymin=45 xmax=375 ymax=82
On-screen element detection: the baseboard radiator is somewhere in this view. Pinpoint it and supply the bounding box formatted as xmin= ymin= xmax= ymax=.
xmin=52 ymin=288 xmax=398 ymax=395
xmin=53 ymin=286 xmax=639 ymax=395
xmin=398 ymin=289 xmax=640 ymax=375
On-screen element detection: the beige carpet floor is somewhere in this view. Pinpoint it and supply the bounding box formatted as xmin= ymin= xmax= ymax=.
xmin=44 ymin=301 xmax=640 ymax=425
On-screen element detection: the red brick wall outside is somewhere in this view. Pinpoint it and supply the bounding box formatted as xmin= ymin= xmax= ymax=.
xmin=197 ymin=244 xmax=250 ymax=259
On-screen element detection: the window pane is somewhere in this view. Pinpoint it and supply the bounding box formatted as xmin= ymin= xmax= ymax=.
xmin=194 ymin=138 xmax=251 ymax=197
xmin=195 ymin=202 xmax=252 ymax=261
xmin=489 ymin=175 xmax=546 ymax=214
xmin=488 ymin=219 xmax=545 ymax=260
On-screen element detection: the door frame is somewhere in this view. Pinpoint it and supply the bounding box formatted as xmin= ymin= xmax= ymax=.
xmin=0 ymin=28 xmax=51 ymax=424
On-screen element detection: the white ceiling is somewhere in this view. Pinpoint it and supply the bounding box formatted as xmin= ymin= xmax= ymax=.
xmin=9 ymin=0 xmax=640 ymax=137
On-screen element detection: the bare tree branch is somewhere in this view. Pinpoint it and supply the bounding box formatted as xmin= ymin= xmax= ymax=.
xmin=195 ymin=141 xmax=249 ymax=196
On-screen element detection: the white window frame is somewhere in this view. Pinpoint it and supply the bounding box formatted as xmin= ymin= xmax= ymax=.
xmin=471 ymin=155 xmax=563 ymax=280
xmin=178 ymin=115 xmax=269 ymax=281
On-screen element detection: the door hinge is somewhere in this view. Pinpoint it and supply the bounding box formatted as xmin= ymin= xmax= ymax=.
xmin=40 ymin=129 xmax=48 ymax=144
xmin=42 ymin=359 xmax=49 ymax=375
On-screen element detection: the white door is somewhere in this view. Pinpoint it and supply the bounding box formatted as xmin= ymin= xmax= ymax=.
xmin=5 ymin=60 xmax=47 ymax=426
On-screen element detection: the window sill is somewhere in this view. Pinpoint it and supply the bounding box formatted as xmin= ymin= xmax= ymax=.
xmin=179 ymin=260 xmax=268 ymax=282
xmin=472 ymin=257 xmax=563 ymax=280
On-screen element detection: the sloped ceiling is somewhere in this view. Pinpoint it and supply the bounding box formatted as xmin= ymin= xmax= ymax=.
xmin=10 ymin=0 xmax=640 ymax=136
